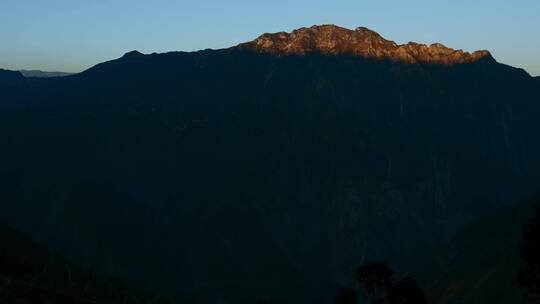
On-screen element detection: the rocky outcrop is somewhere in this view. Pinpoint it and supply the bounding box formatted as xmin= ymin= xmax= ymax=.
xmin=236 ymin=24 xmax=492 ymax=65
xmin=121 ymin=50 xmax=145 ymax=59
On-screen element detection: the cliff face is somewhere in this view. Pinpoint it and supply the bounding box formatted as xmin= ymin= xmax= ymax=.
xmin=237 ymin=25 xmax=492 ymax=65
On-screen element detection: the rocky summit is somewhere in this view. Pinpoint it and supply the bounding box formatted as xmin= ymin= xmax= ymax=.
xmin=237 ymin=24 xmax=492 ymax=65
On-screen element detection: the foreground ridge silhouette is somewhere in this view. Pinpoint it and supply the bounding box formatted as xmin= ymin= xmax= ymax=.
xmin=0 ymin=222 xmax=183 ymax=304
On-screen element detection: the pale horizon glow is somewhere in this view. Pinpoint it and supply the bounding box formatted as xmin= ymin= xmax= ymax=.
xmin=1 ymin=0 xmax=539 ymax=76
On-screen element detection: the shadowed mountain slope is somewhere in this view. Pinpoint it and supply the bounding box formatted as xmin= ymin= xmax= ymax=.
xmin=0 ymin=221 xmax=188 ymax=304
xmin=422 ymin=192 xmax=540 ymax=304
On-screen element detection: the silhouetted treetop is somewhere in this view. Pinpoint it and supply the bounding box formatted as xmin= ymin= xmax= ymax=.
xmin=356 ymin=261 xmax=393 ymax=301
xmin=518 ymin=204 xmax=540 ymax=293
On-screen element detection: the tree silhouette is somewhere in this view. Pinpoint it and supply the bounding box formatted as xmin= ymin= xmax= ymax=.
xmin=354 ymin=261 xmax=429 ymax=304
xmin=356 ymin=261 xmax=393 ymax=303
xmin=517 ymin=205 xmax=540 ymax=293
xmin=336 ymin=288 xmax=358 ymax=304
xmin=389 ymin=277 xmax=429 ymax=304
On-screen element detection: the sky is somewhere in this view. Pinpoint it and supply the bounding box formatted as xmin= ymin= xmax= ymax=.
xmin=1 ymin=0 xmax=539 ymax=75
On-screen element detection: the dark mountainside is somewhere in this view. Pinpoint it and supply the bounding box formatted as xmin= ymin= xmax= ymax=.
xmin=421 ymin=193 xmax=540 ymax=304
xmin=0 ymin=68 xmax=24 ymax=84
xmin=19 ymin=69 xmax=73 ymax=78
xmin=1 ymin=25 xmax=539 ymax=303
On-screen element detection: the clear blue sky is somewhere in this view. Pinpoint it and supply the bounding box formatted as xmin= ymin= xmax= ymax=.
xmin=1 ymin=0 xmax=539 ymax=75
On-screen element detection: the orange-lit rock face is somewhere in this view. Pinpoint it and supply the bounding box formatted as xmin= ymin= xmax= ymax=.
xmin=237 ymin=25 xmax=492 ymax=65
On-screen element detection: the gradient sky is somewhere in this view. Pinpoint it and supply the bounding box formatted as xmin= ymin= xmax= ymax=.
xmin=1 ymin=0 xmax=539 ymax=75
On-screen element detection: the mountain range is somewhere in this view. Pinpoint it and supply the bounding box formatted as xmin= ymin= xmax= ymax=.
xmin=0 ymin=25 xmax=539 ymax=303
xmin=19 ymin=70 xmax=73 ymax=78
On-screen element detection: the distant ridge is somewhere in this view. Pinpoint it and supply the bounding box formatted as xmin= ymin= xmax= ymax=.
xmin=19 ymin=70 xmax=73 ymax=78
xmin=236 ymin=24 xmax=493 ymax=65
